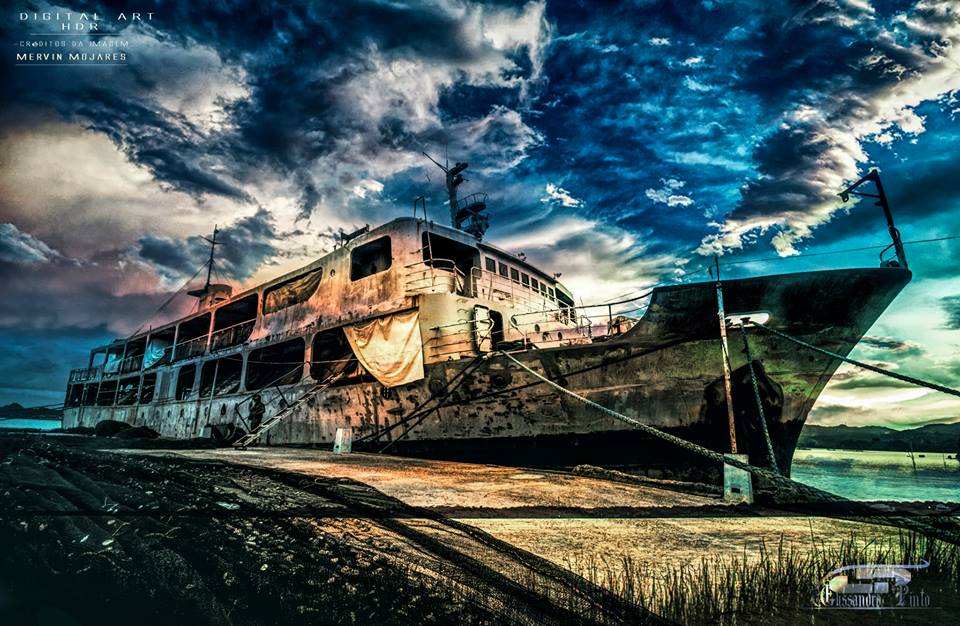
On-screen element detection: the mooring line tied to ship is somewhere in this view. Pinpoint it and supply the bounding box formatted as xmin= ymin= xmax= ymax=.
xmin=745 ymin=321 xmax=960 ymax=399
xmin=736 ymin=323 xmax=779 ymax=474
xmin=494 ymin=350 xmax=960 ymax=544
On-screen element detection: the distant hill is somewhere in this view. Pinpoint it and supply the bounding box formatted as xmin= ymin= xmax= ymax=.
xmin=0 ymin=403 xmax=63 ymax=421
xmin=799 ymin=422 xmax=960 ymax=454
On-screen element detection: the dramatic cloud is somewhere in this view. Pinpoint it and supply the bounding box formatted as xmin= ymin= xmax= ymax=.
xmin=645 ymin=178 xmax=694 ymax=207
xmin=941 ymin=295 xmax=960 ymax=329
xmin=136 ymin=209 xmax=278 ymax=285
xmin=698 ymin=0 xmax=960 ymax=257
xmin=541 ymin=183 xmax=582 ymax=208
xmin=858 ymin=335 xmax=925 ymax=356
xmin=0 ymin=223 xmax=63 ymax=265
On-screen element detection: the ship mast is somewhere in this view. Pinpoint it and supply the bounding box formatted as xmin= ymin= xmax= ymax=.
xmin=421 ymin=152 xmax=489 ymax=239
xmin=187 ymin=225 xmax=223 ymax=299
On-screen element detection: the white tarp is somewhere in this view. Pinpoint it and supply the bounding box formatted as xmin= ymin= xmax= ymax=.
xmin=343 ymin=310 xmax=425 ymax=387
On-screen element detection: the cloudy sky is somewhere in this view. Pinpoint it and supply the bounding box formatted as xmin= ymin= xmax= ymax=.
xmin=1 ymin=0 xmax=958 ymax=429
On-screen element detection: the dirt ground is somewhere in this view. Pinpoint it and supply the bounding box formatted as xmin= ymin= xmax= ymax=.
xmin=2 ymin=434 xmax=957 ymax=626
xmin=0 ymin=433 xmax=664 ymax=626
xmin=126 ymin=445 xmax=945 ymax=570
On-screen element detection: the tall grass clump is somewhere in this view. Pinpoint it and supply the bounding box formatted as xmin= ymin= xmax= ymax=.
xmin=564 ymin=531 xmax=959 ymax=625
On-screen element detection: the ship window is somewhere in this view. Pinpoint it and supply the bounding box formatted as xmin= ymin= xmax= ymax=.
xmin=246 ymin=338 xmax=304 ymax=390
xmin=176 ymin=364 xmax=197 ymax=400
xmin=96 ymin=380 xmax=118 ymax=406
xmin=175 ymin=313 xmax=211 ymax=360
xmin=263 ymin=268 xmax=322 ymax=314
xmin=510 ymin=268 xmax=520 ymax=282
xmin=556 ymin=288 xmax=575 ymax=324
xmin=498 ymin=261 xmax=508 ymax=277
xmin=540 ymin=283 xmax=548 ymax=296
xmin=82 ymin=383 xmax=98 ymax=406
xmin=214 ymin=357 xmax=242 ymax=396
xmin=144 ymin=327 xmax=175 ymax=369
xmin=521 ymin=272 xmax=529 ymax=286
xmin=350 ymin=236 xmax=392 ymax=281
xmin=140 ymin=373 xmax=157 ymax=404
xmin=485 ymin=257 xmax=496 ymax=272
xmin=531 ymin=277 xmax=539 ymax=291
xmin=311 ymin=329 xmax=368 ymax=385
xmin=548 ymin=287 xmax=555 ymax=300
xmin=65 ymin=384 xmax=84 ymax=407
xmin=116 ymin=376 xmax=140 ymax=406
xmin=199 ymin=360 xmax=217 ymax=397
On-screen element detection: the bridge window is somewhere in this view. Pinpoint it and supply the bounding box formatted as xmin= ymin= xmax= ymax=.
xmin=263 ymin=268 xmax=322 ymax=314
xmin=485 ymin=257 xmax=496 ymax=272
xmin=510 ymin=268 xmax=520 ymax=282
xmin=530 ymin=277 xmax=539 ymax=291
xmin=175 ymin=364 xmax=197 ymax=400
xmin=521 ymin=272 xmax=529 ymax=286
xmin=498 ymin=261 xmax=509 ymax=277
xmin=246 ymin=338 xmax=305 ymax=390
xmin=350 ymin=236 xmax=392 ymax=281
xmin=139 ymin=373 xmax=157 ymax=404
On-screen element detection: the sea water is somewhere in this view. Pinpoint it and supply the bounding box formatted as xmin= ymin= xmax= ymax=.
xmin=792 ymin=448 xmax=960 ymax=503
xmin=0 ymin=419 xmax=60 ymax=431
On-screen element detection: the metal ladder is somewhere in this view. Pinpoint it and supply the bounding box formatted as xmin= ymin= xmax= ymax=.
xmin=233 ymin=372 xmax=343 ymax=449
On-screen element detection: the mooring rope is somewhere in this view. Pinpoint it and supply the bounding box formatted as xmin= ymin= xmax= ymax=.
xmin=737 ymin=323 xmax=780 ymax=474
xmin=496 ymin=350 xmax=959 ymax=543
xmin=748 ymin=323 xmax=960 ymax=399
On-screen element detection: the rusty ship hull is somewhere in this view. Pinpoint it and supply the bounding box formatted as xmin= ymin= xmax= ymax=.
xmin=364 ymin=266 xmax=911 ymax=478
xmin=62 ymin=215 xmax=911 ymax=480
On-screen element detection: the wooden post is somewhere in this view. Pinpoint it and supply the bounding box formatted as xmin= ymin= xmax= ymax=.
xmin=715 ymin=259 xmax=738 ymax=454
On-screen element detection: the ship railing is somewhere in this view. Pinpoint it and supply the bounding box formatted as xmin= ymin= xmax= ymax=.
xmin=119 ymin=353 xmax=144 ymax=375
xmin=209 ymin=319 xmax=256 ymax=352
xmin=404 ymin=259 xmax=466 ymax=295
xmin=68 ymin=365 xmax=103 ymax=384
xmin=424 ymin=318 xmax=493 ymax=359
xmin=509 ymin=290 xmax=654 ymax=344
xmin=468 ymin=267 xmax=553 ymax=312
xmin=173 ymin=334 xmax=208 ymax=361
xmin=456 ymin=192 xmax=488 ymax=211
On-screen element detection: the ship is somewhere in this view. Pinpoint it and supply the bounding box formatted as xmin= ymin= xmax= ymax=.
xmin=62 ymin=166 xmax=911 ymax=481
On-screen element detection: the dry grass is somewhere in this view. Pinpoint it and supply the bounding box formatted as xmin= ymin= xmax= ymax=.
xmin=561 ymin=530 xmax=960 ymax=625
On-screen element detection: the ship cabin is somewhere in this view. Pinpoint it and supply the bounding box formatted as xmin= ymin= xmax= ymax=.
xmin=63 ymin=217 xmax=590 ymax=411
